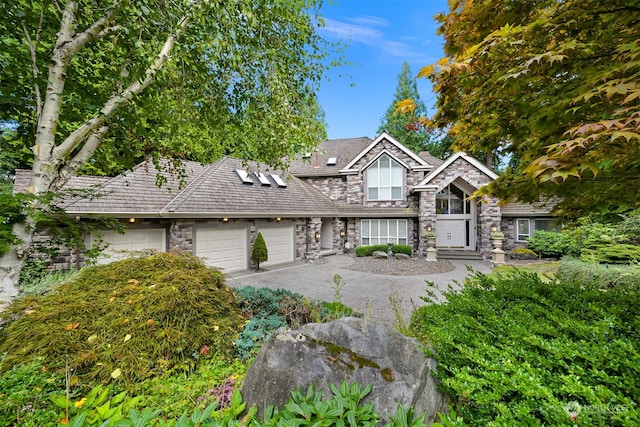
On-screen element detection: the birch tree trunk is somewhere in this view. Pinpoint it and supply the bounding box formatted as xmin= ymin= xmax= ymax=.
xmin=0 ymin=0 xmax=185 ymax=299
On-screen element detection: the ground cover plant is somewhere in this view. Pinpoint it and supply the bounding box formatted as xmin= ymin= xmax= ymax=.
xmin=0 ymin=253 xmax=366 ymax=425
xmin=411 ymin=268 xmax=640 ymax=426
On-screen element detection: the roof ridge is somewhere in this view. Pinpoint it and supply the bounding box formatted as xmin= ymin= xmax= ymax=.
xmin=162 ymin=158 xmax=226 ymax=213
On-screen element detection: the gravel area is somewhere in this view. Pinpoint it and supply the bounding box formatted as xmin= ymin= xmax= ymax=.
xmin=345 ymin=255 xmax=455 ymax=276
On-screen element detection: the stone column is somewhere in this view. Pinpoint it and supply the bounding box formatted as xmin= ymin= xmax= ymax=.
xmin=307 ymin=217 xmax=323 ymax=260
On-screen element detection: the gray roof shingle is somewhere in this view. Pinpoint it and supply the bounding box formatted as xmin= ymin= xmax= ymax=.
xmin=19 ymin=157 xmax=337 ymax=218
xmin=289 ymin=137 xmax=373 ymax=177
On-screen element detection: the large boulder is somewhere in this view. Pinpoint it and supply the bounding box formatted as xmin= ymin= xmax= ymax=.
xmin=241 ymin=317 xmax=447 ymax=424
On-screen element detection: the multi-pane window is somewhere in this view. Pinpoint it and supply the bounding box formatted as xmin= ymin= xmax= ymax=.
xmin=516 ymin=218 xmax=561 ymax=241
xmin=361 ymin=219 xmax=408 ymax=245
xmin=436 ymin=184 xmax=471 ymax=215
xmin=366 ymin=155 xmax=403 ymax=200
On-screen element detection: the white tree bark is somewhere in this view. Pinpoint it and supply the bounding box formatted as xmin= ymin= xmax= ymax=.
xmin=1 ymin=1 xmax=189 ymax=301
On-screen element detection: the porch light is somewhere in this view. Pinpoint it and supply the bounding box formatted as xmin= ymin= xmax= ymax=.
xmin=222 ymin=217 xmax=229 ymax=222
xmin=426 ymin=224 xmax=432 ymax=232
xmin=314 ymin=231 xmax=321 ymax=241
xmin=275 ymin=217 xmax=281 ymax=222
xmin=129 ymin=217 xmax=135 ymax=223
xmin=491 ymin=225 xmax=498 ymax=233
xmin=340 ymin=230 xmax=346 ymax=237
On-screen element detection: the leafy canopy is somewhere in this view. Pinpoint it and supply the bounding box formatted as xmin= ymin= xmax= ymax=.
xmin=402 ymin=0 xmax=640 ymax=218
xmin=0 ymin=0 xmax=332 ymax=178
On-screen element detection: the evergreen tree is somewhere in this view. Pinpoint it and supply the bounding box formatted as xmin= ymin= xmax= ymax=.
xmin=378 ymin=62 xmax=433 ymax=155
xmin=251 ymin=232 xmax=268 ymax=271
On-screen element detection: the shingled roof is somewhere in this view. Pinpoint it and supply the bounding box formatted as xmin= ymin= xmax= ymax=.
xmin=52 ymin=157 xmax=336 ymax=218
xmin=289 ymin=137 xmax=373 ymax=177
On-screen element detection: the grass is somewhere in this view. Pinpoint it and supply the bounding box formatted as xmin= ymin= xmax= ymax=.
xmin=492 ymin=261 xmax=560 ymax=282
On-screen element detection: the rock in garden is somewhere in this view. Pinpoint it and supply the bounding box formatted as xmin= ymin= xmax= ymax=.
xmin=372 ymin=250 xmax=389 ymax=259
xmin=394 ymin=253 xmax=411 ymax=260
xmin=241 ymin=317 xmax=447 ymax=424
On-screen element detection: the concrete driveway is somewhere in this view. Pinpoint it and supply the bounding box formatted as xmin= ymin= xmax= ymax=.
xmin=226 ymin=255 xmax=493 ymax=325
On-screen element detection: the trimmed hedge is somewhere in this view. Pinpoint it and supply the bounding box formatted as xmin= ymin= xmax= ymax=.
xmin=355 ymin=244 xmax=412 ymax=257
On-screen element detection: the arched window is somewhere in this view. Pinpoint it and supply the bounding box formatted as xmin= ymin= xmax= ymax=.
xmin=366 ymin=154 xmax=403 ymax=200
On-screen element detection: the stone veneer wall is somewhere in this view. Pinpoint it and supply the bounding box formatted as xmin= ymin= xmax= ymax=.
xmin=416 ymin=157 xmax=501 ymax=260
xmin=501 ymin=217 xmax=531 ymax=254
xmin=418 ymin=192 xmax=437 ymax=257
xmin=170 ymin=220 xmax=194 ymax=252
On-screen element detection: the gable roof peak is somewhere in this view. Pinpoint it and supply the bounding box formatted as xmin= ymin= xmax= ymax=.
xmin=341 ymin=132 xmax=431 ymax=171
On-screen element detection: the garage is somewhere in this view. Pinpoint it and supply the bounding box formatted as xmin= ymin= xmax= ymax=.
xmin=256 ymin=223 xmax=295 ymax=267
xmin=94 ymin=228 xmax=166 ymax=264
xmin=195 ymin=225 xmax=248 ymax=273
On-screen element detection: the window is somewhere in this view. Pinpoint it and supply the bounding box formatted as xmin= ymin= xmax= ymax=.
xmin=361 ymin=219 xmax=407 ymax=245
xmin=516 ymin=219 xmax=531 ymax=241
xmin=366 ymin=154 xmax=403 ymax=200
xmin=516 ymin=218 xmax=561 ymax=241
xmin=436 ymin=184 xmax=471 ymax=215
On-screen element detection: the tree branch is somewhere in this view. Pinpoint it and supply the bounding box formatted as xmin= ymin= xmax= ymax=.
xmin=63 ymin=1 xmax=122 ymax=57
xmin=52 ymin=15 xmax=190 ymax=177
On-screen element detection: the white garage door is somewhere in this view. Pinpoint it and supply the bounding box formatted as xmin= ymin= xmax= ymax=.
xmin=94 ymin=228 xmax=166 ymax=264
xmin=257 ymin=223 xmax=295 ymax=267
xmin=196 ymin=226 xmax=247 ymax=273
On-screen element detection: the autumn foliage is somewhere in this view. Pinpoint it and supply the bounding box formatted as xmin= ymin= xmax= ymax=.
xmin=404 ymin=0 xmax=640 ymax=217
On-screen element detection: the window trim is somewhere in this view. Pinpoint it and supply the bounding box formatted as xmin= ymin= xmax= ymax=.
xmin=361 ymin=219 xmax=408 ymax=246
xmin=366 ymin=154 xmax=404 ymax=201
xmin=516 ymin=219 xmax=531 ymax=242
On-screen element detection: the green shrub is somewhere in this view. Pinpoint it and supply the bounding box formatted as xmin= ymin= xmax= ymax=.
xmin=251 ymin=232 xmax=268 ymax=270
xmin=617 ymin=212 xmax=640 ymax=245
xmin=235 ymin=315 xmax=287 ymax=360
xmin=580 ymin=243 xmax=640 ymax=264
xmin=526 ymin=230 xmax=568 ymax=257
xmin=510 ymin=247 xmax=538 ymax=260
xmin=0 ymin=357 xmax=68 ymax=427
xmin=355 ymin=244 xmax=412 ymax=257
xmin=410 ymin=271 xmax=640 ymax=426
xmin=0 ymin=252 xmax=245 ymax=384
xmin=563 ymin=219 xmax=625 ymax=257
xmin=556 ymin=257 xmax=640 ymax=289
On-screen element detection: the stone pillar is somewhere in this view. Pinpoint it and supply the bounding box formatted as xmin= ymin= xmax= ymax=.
xmin=307 ymin=217 xmax=323 ymax=260
xmin=418 ymin=191 xmax=437 ymax=257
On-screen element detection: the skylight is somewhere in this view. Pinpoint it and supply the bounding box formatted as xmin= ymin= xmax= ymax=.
xmin=235 ymin=169 xmax=253 ymax=184
xmin=270 ymin=173 xmax=287 ymax=188
xmin=253 ymin=171 xmax=271 ymax=186
xmin=327 ymin=157 xmax=338 ymax=166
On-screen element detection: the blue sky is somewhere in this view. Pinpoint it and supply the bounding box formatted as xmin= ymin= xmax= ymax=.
xmin=316 ymin=0 xmax=449 ymax=140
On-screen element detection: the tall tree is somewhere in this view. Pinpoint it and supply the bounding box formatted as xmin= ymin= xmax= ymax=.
xmin=0 ymin=0 xmax=333 ymax=292
xmin=401 ymin=0 xmax=640 ymax=217
xmin=378 ymin=62 xmax=433 ymax=155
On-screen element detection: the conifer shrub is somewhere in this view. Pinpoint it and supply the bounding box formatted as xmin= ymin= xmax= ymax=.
xmin=251 ymin=232 xmax=268 ymax=270
xmin=0 ymin=252 xmax=245 ymax=384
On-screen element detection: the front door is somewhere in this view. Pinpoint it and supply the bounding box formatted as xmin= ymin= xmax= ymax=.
xmin=435 ymin=183 xmax=476 ymax=250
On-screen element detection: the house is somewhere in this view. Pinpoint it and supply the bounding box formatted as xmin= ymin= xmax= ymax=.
xmin=14 ymin=133 xmax=556 ymax=273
